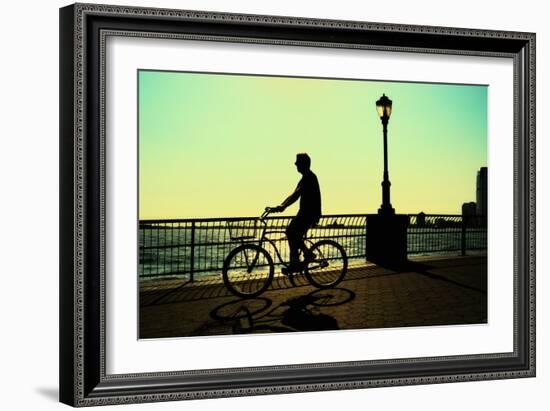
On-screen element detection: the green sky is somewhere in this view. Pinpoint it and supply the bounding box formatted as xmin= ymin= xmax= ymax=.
xmin=138 ymin=70 xmax=487 ymax=219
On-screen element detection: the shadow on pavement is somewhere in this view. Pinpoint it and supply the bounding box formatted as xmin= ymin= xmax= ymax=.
xmin=375 ymin=259 xmax=486 ymax=294
xmin=209 ymin=287 xmax=355 ymax=335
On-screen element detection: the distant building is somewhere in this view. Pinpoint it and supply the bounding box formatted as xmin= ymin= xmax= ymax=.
xmin=476 ymin=167 xmax=488 ymax=216
xmin=462 ymin=202 xmax=477 ymax=217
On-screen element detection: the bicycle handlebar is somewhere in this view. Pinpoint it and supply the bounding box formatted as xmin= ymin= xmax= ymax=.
xmin=261 ymin=207 xmax=272 ymax=220
xmin=261 ymin=206 xmax=281 ymax=220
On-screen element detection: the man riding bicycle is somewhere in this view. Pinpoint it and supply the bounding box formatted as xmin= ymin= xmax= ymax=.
xmin=271 ymin=153 xmax=321 ymax=275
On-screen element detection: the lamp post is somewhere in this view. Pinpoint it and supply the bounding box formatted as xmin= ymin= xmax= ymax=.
xmin=376 ymin=93 xmax=395 ymax=215
xmin=366 ymin=93 xmax=409 ymax=266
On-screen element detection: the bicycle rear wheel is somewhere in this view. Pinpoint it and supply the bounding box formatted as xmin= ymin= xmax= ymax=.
xmin=222 ymin=244 xmax=274 ymax=298
xmin=304 ymin=240 xmax=348 ymax=288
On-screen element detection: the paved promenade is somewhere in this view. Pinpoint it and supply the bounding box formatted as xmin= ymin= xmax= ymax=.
xmin=139 ymin=255 xmax=487 ymax=339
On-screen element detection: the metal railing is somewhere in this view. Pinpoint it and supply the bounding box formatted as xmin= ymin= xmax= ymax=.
xmin=139 ymin=213 xmax=486 ymax=281
xmin=407 ymin=214 xmax=487 ymax=255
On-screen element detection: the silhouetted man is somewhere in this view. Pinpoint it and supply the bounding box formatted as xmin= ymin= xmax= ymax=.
xmin=272 ymin=153 xmax=321 ymax=274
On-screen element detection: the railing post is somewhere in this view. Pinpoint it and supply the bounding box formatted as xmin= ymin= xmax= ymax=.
xmin=190 ymin=221 xmax=195 ymax=282
xmin=461 ymin=216 xmax=467 ymax=256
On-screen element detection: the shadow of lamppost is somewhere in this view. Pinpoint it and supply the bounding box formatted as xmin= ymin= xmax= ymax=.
xmin=366 ymin=93 xmax=410 ymax=267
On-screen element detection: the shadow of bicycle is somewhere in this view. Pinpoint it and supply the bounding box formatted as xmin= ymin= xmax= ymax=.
xmin=209 ymin=287 xmax=355 ymax=335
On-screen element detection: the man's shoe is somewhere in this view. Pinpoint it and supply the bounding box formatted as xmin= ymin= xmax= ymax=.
xmin=304 ymin=251 xmax=317 ymax=261
xmin=282 ymin=263 xmax=302 ymax=276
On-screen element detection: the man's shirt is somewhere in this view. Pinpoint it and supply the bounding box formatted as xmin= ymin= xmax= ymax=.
xmin=296 ymin=171 xmax=321 ymax=223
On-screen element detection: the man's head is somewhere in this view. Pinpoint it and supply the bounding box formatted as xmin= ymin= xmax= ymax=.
xmin=295 ymin=153 xmax=311 ymax=174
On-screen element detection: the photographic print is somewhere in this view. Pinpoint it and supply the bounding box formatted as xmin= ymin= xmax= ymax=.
xmin=60 ymin=4 xmax=535 ymax=405
xmin=138 ymin=70 xmax=488 ymax=339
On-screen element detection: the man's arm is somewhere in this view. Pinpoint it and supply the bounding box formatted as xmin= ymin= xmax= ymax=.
xmin=274 ymin=181 xmax=302 ymax=212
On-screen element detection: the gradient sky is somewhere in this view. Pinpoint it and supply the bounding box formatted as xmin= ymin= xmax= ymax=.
xmin=139 ymin=70 xmax=487 ymax=219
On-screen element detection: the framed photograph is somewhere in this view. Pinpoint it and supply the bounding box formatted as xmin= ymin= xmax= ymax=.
xmin=59 ymin=3 xmax=535 ymax=407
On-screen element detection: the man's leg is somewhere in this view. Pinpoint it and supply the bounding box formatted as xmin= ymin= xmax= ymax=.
xmin=286 ymin=217 xmax=309 ymax=269
xmin=286 ymin=218 xmax=300 ymax=267
xmin=297 ymin=221 xmax=316 ymax=260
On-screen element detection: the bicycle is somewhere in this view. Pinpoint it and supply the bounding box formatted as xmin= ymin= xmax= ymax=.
xmin=222 ymin=208 xmax=348 ymax=298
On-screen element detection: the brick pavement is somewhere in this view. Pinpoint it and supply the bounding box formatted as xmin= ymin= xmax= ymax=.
xmin=139 ymin=255 xmax=487 ymax=339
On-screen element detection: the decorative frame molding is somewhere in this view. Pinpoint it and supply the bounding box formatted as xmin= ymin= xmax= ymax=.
xmin=60 ymin=3 xmax=535 ymax=407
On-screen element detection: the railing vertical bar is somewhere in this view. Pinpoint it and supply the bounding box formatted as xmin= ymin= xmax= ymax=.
xmin=461 ymin=216 xmax=467 ymax=256
xmin=157 ymin=223 xmax=161 ymax=274
xmin=214 ymin=223 xmax=218 ymax=275
xmin=205 ymin=222 xmax=209 ymax=272
xmin=169 ymin=222 xmax=173 ymax=275
xmin=432 ymin=219 xmax=435 ymax=251
xmin=161 ymin=225 xmax=165 ymax=276
xmin=190 ymin=221 xmax=195 ymax=282
xmin=175 ymin=223 xmax=179 ymax=275
xmin=148 ymin=224 xmax=152 ymax=278
xmin=183 ymin=223 xmax=188 ymax=274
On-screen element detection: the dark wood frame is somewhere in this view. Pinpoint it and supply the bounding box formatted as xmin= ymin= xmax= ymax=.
xmin=59 ymin=2 xmax=535 ymax=407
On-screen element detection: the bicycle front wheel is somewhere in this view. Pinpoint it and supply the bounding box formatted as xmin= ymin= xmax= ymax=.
xmin=222 ymin=244 xmax=274 ymax=298
xmin=304 ymin=240 xmax=348 ymax=289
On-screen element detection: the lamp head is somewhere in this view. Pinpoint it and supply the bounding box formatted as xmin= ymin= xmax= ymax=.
xmin=376 ymin=93 xmax=392 ymax=120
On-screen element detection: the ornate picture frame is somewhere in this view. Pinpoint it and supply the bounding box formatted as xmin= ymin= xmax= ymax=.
xmin=59 ymin=3 xmax=535 ymax=406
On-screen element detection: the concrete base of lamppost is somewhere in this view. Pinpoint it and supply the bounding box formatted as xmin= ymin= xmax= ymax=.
xmin=366 ymin=213 xmax=410 ymax=267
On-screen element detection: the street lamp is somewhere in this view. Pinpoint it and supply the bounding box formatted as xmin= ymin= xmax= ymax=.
xmin=366 ymin=94 xmax=409 ymax=265
xmin=376 ymin=93 xmax=395 ymax=215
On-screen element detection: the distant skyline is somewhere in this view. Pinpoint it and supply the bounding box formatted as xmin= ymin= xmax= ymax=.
xmin=139 ymin=70 xmax=487 ymax=219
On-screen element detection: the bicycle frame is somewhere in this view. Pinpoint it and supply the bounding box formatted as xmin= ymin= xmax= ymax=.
xmin=241 ymin=210 xmax=314 ymax=268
